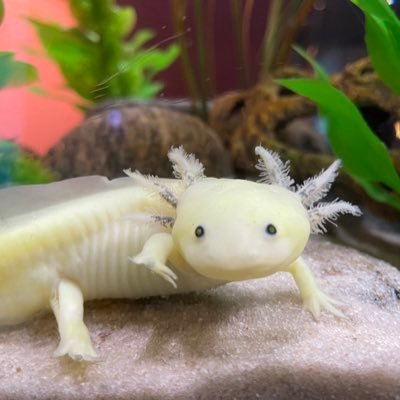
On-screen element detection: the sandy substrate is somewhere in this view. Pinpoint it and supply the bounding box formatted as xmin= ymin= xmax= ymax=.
xmin=1 ymin=239 xmax=400 ymax=400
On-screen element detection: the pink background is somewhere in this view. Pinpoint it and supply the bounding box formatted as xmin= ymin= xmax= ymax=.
xmin=0 ymin=0 xmax=82 ymax=155
xmin=0 ymin=0 xmax=270 ymax=155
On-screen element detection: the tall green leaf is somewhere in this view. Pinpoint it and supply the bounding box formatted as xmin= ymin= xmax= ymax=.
xmin=351 ymin=0 xmax=400 ymax=95
xmin=277 ymin=69 xmax=400 ymax=210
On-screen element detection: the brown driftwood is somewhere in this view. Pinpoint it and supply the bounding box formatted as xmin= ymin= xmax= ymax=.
xmin=333 ymin=58 xmax=400 ymax=119
xmin=209 ymin=60 xmax=400 ymax=216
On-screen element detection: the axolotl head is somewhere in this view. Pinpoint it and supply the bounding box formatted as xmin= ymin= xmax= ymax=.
xmin=172 ymin=178 xmax=310 ymax=281
xmin=126 ymin=146 xmax=361 ymax=283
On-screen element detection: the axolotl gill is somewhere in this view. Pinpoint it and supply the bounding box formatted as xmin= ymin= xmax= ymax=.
xmin=0 ymin=146 xmax=361 ymax=361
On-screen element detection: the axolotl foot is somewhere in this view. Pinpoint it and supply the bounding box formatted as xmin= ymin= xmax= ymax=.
xmin=302 ymin=289 xmax=345 ymax=320
xmin=130 ymin=232 xmax=178 ymax=288
xmin=51 ymin=279 xmax=100 ymax=362
xmin=53 ymin=320 xmax=100 ymax=362
xmin=131 ymin=253 xmax=178 ymax=288
xmin=287 ymin=257 xmax=345 ymax=320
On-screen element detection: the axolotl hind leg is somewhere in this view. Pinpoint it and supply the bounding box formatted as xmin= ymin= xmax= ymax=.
xmin=286 ymin=257 xmax=345 ymax=319
xmin=51 ymin=279 xmax=99 ymax=362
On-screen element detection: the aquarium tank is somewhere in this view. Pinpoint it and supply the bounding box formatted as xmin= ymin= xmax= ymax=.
xmin=0 ymin=0 xmax=400 ymax=398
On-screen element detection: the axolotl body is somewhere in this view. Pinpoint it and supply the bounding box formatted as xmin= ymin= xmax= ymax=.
xmin=0 ymin=146 xmax=361 ymax=361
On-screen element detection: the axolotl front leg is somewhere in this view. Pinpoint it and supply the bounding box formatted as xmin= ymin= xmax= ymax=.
xmin=131 ymin=232 xmax=178 ymax=287
xmin=286 ymin=257 xmax=344 ymax=319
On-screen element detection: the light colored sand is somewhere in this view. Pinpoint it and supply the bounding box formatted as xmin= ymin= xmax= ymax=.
xmin=1 ymin=239 xmax=400 ymax=400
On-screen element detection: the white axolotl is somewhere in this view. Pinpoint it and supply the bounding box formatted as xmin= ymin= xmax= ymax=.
xmin=0 ymin=146 xmax=361 ymax=361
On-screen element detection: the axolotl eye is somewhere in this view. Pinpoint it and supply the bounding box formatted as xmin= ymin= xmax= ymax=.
xmin=265 ymin=224 xmax=277 ymax=235
xmin=195 ymin=225 xmax=205 ymax=238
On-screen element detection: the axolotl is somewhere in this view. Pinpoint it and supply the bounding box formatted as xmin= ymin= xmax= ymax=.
xmin=0 ymin=146 xmax=361 ymax=361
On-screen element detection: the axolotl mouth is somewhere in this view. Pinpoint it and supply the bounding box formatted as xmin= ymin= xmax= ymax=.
xmin=189 ymin=242 xmax=303 ymax=281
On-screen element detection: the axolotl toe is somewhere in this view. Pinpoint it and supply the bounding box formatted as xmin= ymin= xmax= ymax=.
xmin=0 ymin=146 xmax=361 ymax=361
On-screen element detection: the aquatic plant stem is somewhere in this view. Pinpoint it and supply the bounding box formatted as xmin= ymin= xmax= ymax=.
xmin=229 ymin=0 xmax=247 ymax=87
xmin=274 ymin=0 xmax=314 ymax=70
xmin=170 ymin=0 xmax=202 ymax=113
xmin=242 ymin=0 xmax=255 ymax=85
xmin=194 ymin=0 xmax=209 ymax=119
xmin=206 ymin=0 xmax=217 ymax=97
xmin=261 ymin=0 xmax=283 ymax=78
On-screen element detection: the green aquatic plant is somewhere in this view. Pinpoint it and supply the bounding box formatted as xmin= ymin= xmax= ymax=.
xmin=31 ymin=0 xmax=180 ymax=105
xmin=0 ymin=0 xmax=37 ymax=89
xmin=169 ymin=0 xmax=313 ymax=118
xmin=0 ymin=52 xmax=37 ymax=89
xmin=0 ymin=140 xmax=54 ymax=186
xmin=351 ymin=0 xmax=400 ymax=95
xmin=277 ymin=47 xmax=400 ymax=211
xmin=260 ymin=0 xmax=314 ymax=78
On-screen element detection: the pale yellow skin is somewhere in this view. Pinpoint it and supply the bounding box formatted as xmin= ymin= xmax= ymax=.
xmin=0 ymin=176 xmax=342 ymax=362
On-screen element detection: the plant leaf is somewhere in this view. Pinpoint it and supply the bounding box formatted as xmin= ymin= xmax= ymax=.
xmin=8 ymin=60 xmax=38 ymax=86
xmin=31 ymin=3 xmax=180 ymax=102
xmin=0 ymin=52 xmax=14 ymax=88
xmin=0 ymin=141 xmax=54 ymax=186
xmin=12 ymin=155 xmax=54 ymax=184
xmin=30 ymin=20 xmax=100 ymax=100
xmin=351 ymin=0 xmax=400 ymax=95
xmin=128 ymin=44 xmax=180 ymax=74
xmin=351 ymin=0 xmax=400 ymax=25
xmin=113 ymin=6 xmax=136 ymax=38
xmin=124 ymin=29 xmax=154 ymax=55
xmin=277 ymin=77 xmax=400 ymax=209
xmin=134 ymin=81 xmax=164 ymax=99
xmin=292 ymin=45 xmax=329 ymax=81
xmin=0 ymin=52 xmax=38 ymax=88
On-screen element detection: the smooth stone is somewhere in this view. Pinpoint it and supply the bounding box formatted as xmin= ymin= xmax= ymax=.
xmin=1 ymin=239 xmax=399 ymax=400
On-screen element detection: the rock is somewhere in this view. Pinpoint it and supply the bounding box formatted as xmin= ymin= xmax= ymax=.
xmin=43 ymin=106 xmax=232 ymax=180
xmin=85 ymin=98 xmax=210 ymax=118
xmin=1 ymin=239 xmax=400 ymax=399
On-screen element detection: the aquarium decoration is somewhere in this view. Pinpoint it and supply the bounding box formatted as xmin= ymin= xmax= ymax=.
xmin=30 ymin=0 xmax=180 ymax=106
